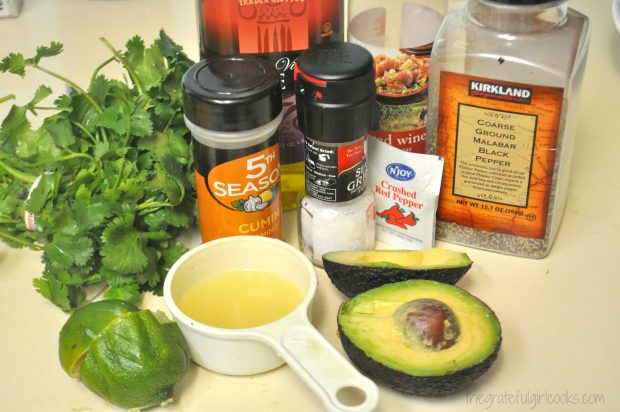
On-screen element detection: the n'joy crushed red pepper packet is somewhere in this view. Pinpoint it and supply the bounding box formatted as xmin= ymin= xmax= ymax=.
xmin=369 ymin=137 xmax=443 ymax=249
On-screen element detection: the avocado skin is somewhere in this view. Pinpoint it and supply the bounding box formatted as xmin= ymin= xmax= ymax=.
xmin=338 ymin=320 xmax=502 ymax=397
xmin=323 ymin=261 xmax=471 ymax=297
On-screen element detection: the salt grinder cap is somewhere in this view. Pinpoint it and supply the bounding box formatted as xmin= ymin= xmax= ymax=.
xmin=183 ymin=55 xmax=282 ymax=132
xmin=294 ymin=42 xmax=375 ymax=143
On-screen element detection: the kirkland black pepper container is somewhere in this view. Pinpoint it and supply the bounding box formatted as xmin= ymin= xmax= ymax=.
xmin=183 ymin=55 xmax=284 ymax=242
xmin=426 ymin=0 xmax=590 ymax=257
xmin=294 ymin=42 xmax=376 ymax=266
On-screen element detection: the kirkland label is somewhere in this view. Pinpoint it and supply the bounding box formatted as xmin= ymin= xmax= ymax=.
xmin=304 ymin=137 xmax=368 ymax=202
xmin=436 ymin=71 xmax=563 ymax=239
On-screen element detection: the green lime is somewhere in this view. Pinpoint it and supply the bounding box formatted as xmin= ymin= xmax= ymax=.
xmin=59 ymin=300 xmax=190 ymax=410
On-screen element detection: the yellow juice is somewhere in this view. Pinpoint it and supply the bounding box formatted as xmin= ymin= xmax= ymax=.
xmin=178 ymin=270 xmax=305 ymax=329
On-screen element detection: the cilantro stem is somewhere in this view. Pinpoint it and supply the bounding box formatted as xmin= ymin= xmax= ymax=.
xmin=71 ymin=120 xmax=99 ymax=144
xmin=111 ymin=92 xmax=133 ymax=146
xmin=0 ymin=229 xmax=43 ymax=250
xmin=136 ymin=198 xmax=174 ymax=214
xmin=32 ymin=106 xmax=64 ymax=111
xmin=96 ymin=128 xmax=108 ymax=144
xmin=136 ymin=175 xmax=185 ymax=214
xmin=99 ymin=38 xmax=144 ymax=95
xmin=89 ymin=56 xmax=116 ymax=90
xmin=0 ymin=159 xmax=36 ymax=184
xmin=162 ymin=108 xmax=179 ymax=132
xmin=113 ymin=159 xmax=130 ymax=190
xmin=32 ymin=152 xmax=96 ymax=166
xmin=33 ymin=64 xmax=103 ymax=113
xmin=0 ymin=94 xmax=16 ymax=105
xmin=0 ymin=215 xmax=14 ymax=224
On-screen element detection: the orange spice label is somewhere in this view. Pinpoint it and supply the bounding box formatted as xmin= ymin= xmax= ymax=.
xmin=194 ymin=142 xmax=282 ymax=242
xmin=436 ymin=72 xmax=563 ymax=239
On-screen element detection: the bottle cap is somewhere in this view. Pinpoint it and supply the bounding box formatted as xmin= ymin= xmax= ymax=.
xmin=294 ymin=42 xmax=375 ymax=143
xmin=486 ymin=0 xmax=564 ymax=5
xmin=183 ymin=55 xmax=282 ymax=132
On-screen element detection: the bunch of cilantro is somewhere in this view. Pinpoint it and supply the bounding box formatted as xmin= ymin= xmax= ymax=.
xmin=0 ymin=31 xmax=196 ymax=311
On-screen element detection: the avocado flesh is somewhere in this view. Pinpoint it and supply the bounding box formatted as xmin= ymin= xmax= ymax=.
xmin=323 ymin=248 xmax=473 ymax=297
xmin=326 ymin=248 xmax=471 ymax=269
xmin=337 ymin=280 xmax=501 ymax=396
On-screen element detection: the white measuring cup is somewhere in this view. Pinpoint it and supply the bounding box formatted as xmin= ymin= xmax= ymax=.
xmin=163 ymin=236 xmax=379 ymax=412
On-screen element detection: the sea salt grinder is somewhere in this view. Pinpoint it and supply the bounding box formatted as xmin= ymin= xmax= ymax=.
xmin=295 ymin=42 xmax=376 ymax=266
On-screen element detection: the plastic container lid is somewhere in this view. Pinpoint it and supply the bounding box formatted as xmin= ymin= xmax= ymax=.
xmin=294 ymin=42 xmax=375 ymax=143
xmin=486 ymin=0 xmax=564 ymax=5
xmin=183 ymin=55 xmax=282 ymax=132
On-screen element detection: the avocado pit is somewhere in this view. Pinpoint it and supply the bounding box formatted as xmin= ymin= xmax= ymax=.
xmin=394 ymin=298 xmax=459 ymax=350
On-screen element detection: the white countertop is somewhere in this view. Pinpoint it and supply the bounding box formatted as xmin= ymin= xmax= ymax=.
xmin=1 ymin=1 xmax=619 ymax=411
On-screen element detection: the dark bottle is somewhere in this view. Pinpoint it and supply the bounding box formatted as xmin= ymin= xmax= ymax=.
xmin=196 ymin=0 xmax=344 ymax=210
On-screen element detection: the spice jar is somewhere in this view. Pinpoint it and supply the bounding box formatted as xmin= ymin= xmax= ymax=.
xmin=183 ymin=55 xmax=283 ymax=242
xmin=348 ymin=0 xmax=448 ymax=154
xmin=196 ymin=0 xmax=345 ymax=211
xmin=295 ymin=42 xmax=376 ymax=266
xmin=426 ymin=0 xmax=591 ymax=257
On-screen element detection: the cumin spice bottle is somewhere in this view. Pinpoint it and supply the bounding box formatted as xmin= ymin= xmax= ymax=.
xmin=426 ymin=0 xmax=590 ymax=258
xmin=183 ymin=56 xmax=283 ymax=242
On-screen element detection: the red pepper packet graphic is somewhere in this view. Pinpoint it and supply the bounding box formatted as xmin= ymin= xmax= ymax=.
xmin=369 ymin=137 xmax=443 ymax=249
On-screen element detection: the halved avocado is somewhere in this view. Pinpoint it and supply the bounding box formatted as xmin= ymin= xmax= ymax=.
xmin=337 ymin=279 xmax=501 ymax=396
xmin=323 ymin=248 xmax=472 ymax=297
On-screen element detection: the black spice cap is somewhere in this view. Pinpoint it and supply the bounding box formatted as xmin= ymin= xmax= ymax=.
xmin=183 ymin=55 xmax=282 ymax=132
xmin=295 ymin=42 xmax=375 ymax=143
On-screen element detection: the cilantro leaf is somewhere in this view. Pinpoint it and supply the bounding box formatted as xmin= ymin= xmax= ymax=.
xmin=0 ymin=105 xmax=30 ymax=150
xmin=90 ymin=75 xmax=111 ymax=106
xmin=33 ymin=275 xmax=71 ymax=311
xmin=16 ymin=127 xmax=61 ymax=161
xmin=27 ymin=85 xmax=53 ymax=111
xmin=160 ymin=241 xmax=188 ymax=273
xmin=101 ymin=214 xmax=149 ymax=274
xmin=104 ymin=284 xmax=140 ymax=305
xmin=124 ymin=36 xmax=165 ymax=91
xmin=157 ymin=30 xmax=184 ymax=59
xmin=96 ymin=105 xmax=128 ymax=135
xmin=0 ymin=53 xmax=27 ymax=77
xmin=25 ymin=173 xmax=58 ymax=214
xmin=1 ymin=32 xmax=195 ymax=311
xmin=73 ymin=185 xmax=112 ymax=230
xmin=143 ymin=208 xmax=190 ymax=230
xmin=31 ymin=42 xmax=64 ymax=64
xmin=44 ymin=233 xmax=94 ymax=268
xmin=33 ymin=269 xmax=85 ymax=312
xmin=44 ymin=115 xmax=76 ymax=147
xmin=130 ymin=108 xmax=153 ymax=137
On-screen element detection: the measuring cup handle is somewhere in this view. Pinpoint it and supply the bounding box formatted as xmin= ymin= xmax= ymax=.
xmin=272 ymin=323 xmax=379 ymax=412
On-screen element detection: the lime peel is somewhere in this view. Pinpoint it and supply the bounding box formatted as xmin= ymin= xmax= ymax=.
xmin=59 ymin=300 xmax=190 ymax=410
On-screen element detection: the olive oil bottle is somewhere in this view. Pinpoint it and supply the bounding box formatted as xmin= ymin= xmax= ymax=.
xmin=196 ymin=0 xmax=344 ymax=210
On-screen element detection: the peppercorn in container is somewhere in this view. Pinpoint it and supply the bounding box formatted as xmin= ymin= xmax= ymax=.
xmin=426 ymin=0 xmax=590 ymax=257
xmin=183 ymin=55 xmax=283 ymax=242
xmin=295 ymin=42 xmax=376 ymax=266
